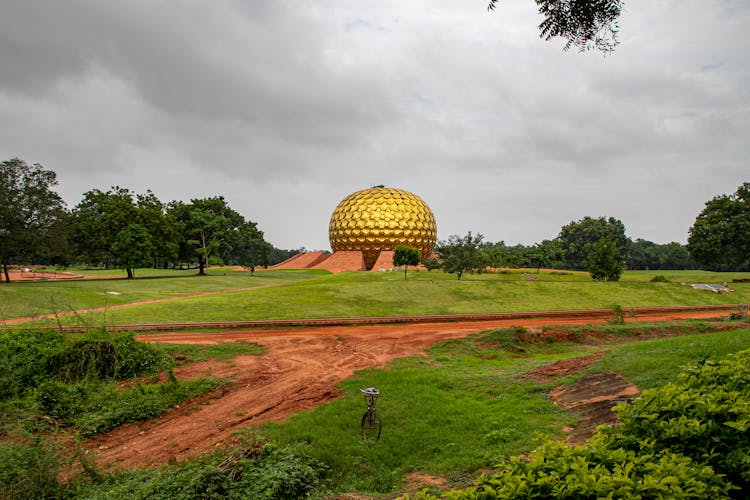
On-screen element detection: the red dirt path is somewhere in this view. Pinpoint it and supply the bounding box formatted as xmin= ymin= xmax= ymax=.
xmin=85 ymin=308 xmax=731 ymax=470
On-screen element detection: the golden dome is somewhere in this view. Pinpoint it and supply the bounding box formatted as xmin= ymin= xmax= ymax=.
xmin=329 ymin=186 xmax=437 ymax=270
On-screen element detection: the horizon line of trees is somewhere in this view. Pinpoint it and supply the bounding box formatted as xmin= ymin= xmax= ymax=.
xmin=2 ymin=158 xmax=747 ymax=282
xmin=427 ymin=181 xmax=750 ymax=280
xmin=0 ymin=158 xmax=301 ymax=282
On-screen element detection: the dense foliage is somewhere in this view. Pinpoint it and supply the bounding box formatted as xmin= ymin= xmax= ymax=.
xmin=393 ymin=245 xmax=421 ymax=280
xmin=0 ymin=158 xmax=67 ymax=282
xmin=487 ymin=0 xmax=623 ymax=53
xmin=585 ymin=237 xmax=623 ymax=281
xmin=0 ymin=329 xmax=223 ymax=438
xmin=435 ymin=232 xmax=487 ymax=280
xmin=557 ymin=216 xmax=629 ymax=270
xmin=419 ymin=348 xmax=750 ymax=499
xmin=688 ymin=182 xmax=750 ymax=271
xmin=72 ymin=442 xmax=326 ymax=499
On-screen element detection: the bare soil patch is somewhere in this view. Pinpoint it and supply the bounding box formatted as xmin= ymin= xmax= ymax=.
xmin=84 ymin=310 xmax=732 ymax=470
xmin=551 ymin=371 xmax=640 ymax=445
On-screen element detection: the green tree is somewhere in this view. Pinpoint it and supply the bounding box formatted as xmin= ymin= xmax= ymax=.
xmin=522 ymin=239 xmax=565 ymax=273
xmin=393 ymin=245 xmax=421 ymax=280
xmin=487 ymin=0 xmax=623 ymax=53
xmin=71 ymin=188 xmax=176 ymax=274
xmin=688 ymin=182 xmax=750 ymax=271
xmin=110 ymin=224 xmax=155 ymax=279
xmin=436 ymin=232 xmax=487 ymax=280
xmin=71 ymin=187 xmax=138 ymax=268
xmin=168 ymin=197 xmax=244 ymax=276
xmin=135 ymin=191 xmax=178 ymax=268
xmin=557 ymin=216 xmax=629 ymax=270
xmin=0 ymin=159 xmax=67 ymax=283
xmin=586 ymin=237 xmax=623 ymax=281
xmin=227 ymin=221 xmax=271 ymax=275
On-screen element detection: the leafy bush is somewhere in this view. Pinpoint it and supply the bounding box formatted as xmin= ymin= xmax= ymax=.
xmin=36 ymin=378 xmax=222 ymax=436
xmin=0 ymin=437 xmax=63 ymax=500
xmin=586 ymin=238 xmax=623 ymax=281
xmin=46 ymin=340 xmax=117 ymax=381
xmin=0 ymin=330 xmax=65 ymax=399
xmin=438 ymin=441 xmax=730 ymax=499
xmin=604 ymin=350 xmax=750 ymax=492
xmin=650 ymin=274 xmax=669 ymax=282
xmin=111 ymin=333 xmax=173 ymax=379
xmin=73 ymin=443 xmax=327 ymax=499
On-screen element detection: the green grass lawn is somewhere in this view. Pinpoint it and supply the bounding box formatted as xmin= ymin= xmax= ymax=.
xmin=0 ymin=269 xmax=328 ymax=322
xmin=3 ymin=268 xmax=749 ymax=328
xmin=19 ymin=270 xmax=750 ymax=328
xmin=245 ymin=323 xmax=750 ymax=495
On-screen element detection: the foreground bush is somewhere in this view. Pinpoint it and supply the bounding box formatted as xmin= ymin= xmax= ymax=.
xmin=605 ymin=349 xmax=750 ymax=492
xmin=0 ymin=437 xmax=63 ymax=500
xmin=444 ymin=440 xmax=729 ymax=499
xmin=419 ymin=349 xmax=750 ymax=499
xmin=72 ymin=442 xmax=327 ymax=499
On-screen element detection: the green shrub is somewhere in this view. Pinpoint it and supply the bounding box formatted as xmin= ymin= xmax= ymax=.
xmin=36 ymin=378 xmax=222 ymax=436
xmin=605 ymin=350 xmax=750 ymax=492
xmin=438 ymin=441 xmax=730 ymax=499
xmin=0 ymin=437 xmax=63 ymax=500
xmin=46 ymin=339 xmax=117 ymax=381
xmin=111 ymin=333 xmax=173 ymax=379
xmin=0 ymin=330 xmax=64 ymax=399
xmin=73 ymin=443 xmax=327 ymax=499
xmin=650 ymin=274 xmax=669 ymax=282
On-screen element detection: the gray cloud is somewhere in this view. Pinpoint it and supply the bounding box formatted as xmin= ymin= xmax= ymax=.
xmin=1 ymin=0 xmax=748 ymax=250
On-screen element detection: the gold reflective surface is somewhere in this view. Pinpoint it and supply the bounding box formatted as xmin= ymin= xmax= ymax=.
xmin=329 ymin=187 xmax=437 ymax=270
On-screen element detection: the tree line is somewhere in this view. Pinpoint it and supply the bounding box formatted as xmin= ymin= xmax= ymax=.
xmin=421 ymin=182 xmax=750 ymax=280
xmin=2 ymin=158 xmax=748 ymax=282
xmin=0 ymin=158 xmax=300 ymax=282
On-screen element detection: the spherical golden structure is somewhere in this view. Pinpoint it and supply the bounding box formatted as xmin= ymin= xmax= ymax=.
xmin=329 ymin=186 xmax=437 ymax=270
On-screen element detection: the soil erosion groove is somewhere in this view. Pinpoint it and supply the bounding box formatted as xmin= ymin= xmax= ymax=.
xmin=88 ymin=308 xmax=729 ymax=469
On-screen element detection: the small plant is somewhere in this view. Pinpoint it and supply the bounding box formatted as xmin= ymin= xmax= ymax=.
xmin=650 ymin=274 xmax=669 ymax=282
xmin=608 ymin=304 xmax=625 ymax=325
xmin=727 ymin=303 xmax=748 ymax=321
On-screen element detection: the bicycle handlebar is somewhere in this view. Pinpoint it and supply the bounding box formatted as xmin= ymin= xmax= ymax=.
xmin=360 ymin=387 xmax=379 ymax=396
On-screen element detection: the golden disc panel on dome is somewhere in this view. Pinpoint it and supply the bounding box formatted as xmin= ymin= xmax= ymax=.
xmin=329 ymin=187 xmax=437 ymax=270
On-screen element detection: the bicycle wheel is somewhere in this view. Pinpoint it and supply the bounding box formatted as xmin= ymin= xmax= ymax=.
xmin=360 ymin=409 xmax=381 ymax=441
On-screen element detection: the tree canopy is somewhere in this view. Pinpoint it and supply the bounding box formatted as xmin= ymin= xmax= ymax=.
xmin=0 ymin=159 xmax=67 ymax=282
xmin=586 ymin=237 xmax=623 ymax=281
xmin=435 ymin=232 xmax=487 ymax=280
xmin=687 ymin=182 xmax=750 ymax=271
xmin=487 ymin=0 xmax=623 ymax=52
xmin=557 ymin=216 xmax=629 ymax=270
xmin=393 ymin=245 xmax=421 ymax=280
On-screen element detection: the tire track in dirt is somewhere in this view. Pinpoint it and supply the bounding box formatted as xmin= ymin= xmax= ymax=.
xmin=87 ymin=309 xmax=731 ymax=469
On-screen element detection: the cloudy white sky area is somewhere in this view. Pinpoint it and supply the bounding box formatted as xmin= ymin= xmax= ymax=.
xmin=1 ymin=1 xmax=748 ymax=251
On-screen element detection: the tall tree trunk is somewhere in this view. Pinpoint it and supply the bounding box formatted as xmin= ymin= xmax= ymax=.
xmin=126 ymin=267 xmax=134 ymax=279
xmin=198 ymin=256 xmax=206 ymax=276
xmin=2 ymin=262 xmax=10 ymax=283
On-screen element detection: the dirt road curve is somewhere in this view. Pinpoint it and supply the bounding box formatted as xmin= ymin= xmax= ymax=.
xmin=87 ymin=309 xmax=730 ymax=470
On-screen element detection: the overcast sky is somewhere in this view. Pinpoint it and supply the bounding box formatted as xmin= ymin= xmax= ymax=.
xmin=1 ymin=1 xmax=748 ymax=251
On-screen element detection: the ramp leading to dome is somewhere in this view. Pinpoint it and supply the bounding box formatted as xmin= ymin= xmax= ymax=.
xmin=311 ymin=251 xmax=365 ymax=273
xmin=269 ymin=251 xmax=328 ymax=270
